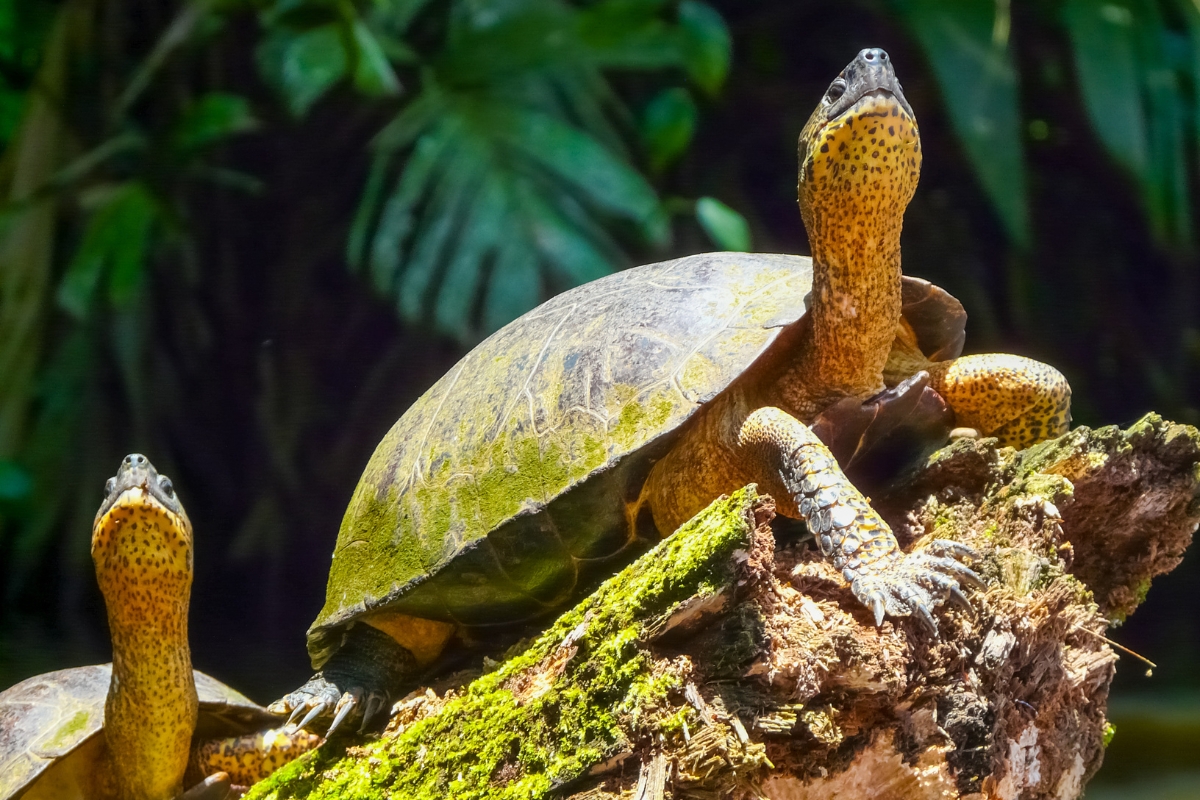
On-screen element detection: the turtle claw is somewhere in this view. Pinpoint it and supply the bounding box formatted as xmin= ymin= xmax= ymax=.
xmin=361 ymin=690 xmax=388 ymax=734
xmin=868 ymin=592 xmax=886 ymax=628
xmin=948 ymin=584 xmax=973 ymax=614
xmin=297 ymin=702 xmax=329 ymax=731
xmin=915 ymin=602 xmax=938 ymax=635
xmin=283 ymin=703 xmax=307 ymax=728
xmin=327 ymin=688 xmax=363 ymax=738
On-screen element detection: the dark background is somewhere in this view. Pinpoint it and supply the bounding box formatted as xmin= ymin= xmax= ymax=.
xmin=0 ymin=0 xmax=1197 ymax=794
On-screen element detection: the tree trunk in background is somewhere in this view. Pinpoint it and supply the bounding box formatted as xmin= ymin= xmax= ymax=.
xmin=246 ymin=415 xmax=1200 ymax=800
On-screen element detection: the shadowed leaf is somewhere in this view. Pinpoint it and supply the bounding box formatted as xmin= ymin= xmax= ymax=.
xmin=893 ymin=0 xmax=1030 ymax=246
xmin=641 ymin=87 xmax=696 ymax=172
xmin=695 ymin=196 xmax=750 ymax=252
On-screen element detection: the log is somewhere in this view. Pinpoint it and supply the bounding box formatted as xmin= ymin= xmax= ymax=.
xmin=246 ymin=414 xmax=1200 ymax=800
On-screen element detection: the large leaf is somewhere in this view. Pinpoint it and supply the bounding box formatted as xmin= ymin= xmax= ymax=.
xmin=1064 ymin=0 xmax=1191 ymax=246
xmin=490 ymin=104 xmax=659 ymax=223
xmin=356 ymin=87 xmax=660 ymax=340
xmin=347 ymin=0 xmax=739 ymax=339
xmin=892 ymin=0 xmax=1030 ymax=247
xmin=678 ymin=0 xmax=730 ymax=94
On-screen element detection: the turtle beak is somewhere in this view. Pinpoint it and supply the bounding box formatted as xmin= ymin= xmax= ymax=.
xmin=827 ymin=48 xmax=914 ymax=121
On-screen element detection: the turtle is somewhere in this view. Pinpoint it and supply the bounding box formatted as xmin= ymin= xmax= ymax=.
xmin=272 ymin=47 xmax=1072 ymax=735
xmin=0 ymin=455 xmax=318 ymax=800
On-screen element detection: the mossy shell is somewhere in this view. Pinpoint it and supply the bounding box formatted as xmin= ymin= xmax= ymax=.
xmin=0 ymin=663 xmax=277 ymax=799
xmin=309 ymin=252 xmax=964 ymax=666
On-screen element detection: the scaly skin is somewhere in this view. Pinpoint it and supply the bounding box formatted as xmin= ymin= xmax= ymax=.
xmin=93 ymin=454 xmax=198 ymax=800
xmin=87 ymin=455 xmax=318 ymax=800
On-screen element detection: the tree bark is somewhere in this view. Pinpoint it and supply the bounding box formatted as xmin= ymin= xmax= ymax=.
xmin=246 ymin=414 xmax=1200 ymax=800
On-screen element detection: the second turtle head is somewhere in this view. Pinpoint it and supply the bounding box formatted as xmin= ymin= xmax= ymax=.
xmin=92 ymin=454 xmax=193 ymax=598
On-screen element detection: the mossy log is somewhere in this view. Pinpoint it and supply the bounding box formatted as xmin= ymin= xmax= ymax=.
xmin=247 ymin=414 xmax=1200 ymax=800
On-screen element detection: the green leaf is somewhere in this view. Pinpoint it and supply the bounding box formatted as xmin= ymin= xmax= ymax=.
xmin=0 ymin=461 xmax=31 ymax=501
xmin=641 ymin=87 xmax=696 ymax=171
xmin=695 ymin=196 xmax=750 ymax=252
xmin=579 ymin=0 xmax=684 ymax=70
xmin=57 ymin=183 xmax=158 ymax=318
xmin=1062 ymin=0 xmax=1146 ymax=177
xmin=678 ymin=1 xmax=730 ymax=94
xmin=368 ymin=116 xmax=459 ymax=292
xmin=1064 ymin=0 xmax=1191 ymax=245
xmin=369 ymin=0 xmax=436 ymax=33
xmin=256 ymin=23 xmax=348 ymax=116
xmin=491 ymin=105 xmax=659 ymax=224
xmin=351 ymin=19 xmax=402 ymax=96
xmin=398 ymin=144 xmax=487 ymax=321
xmin=892 ymin=0 xmax=1030 ymax=247
xmin=171 ymin=92 xmax=258 ymax=153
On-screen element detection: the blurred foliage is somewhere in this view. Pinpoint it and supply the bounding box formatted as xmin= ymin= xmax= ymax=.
xmin=0 ymin=3 xmax=1197 ymax=769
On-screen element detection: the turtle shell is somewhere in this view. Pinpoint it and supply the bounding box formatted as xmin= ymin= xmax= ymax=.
xmin=309 ymin=252 xmax=965 ymax=664
xmin=0 ymin=664 xmax=277 ymax=799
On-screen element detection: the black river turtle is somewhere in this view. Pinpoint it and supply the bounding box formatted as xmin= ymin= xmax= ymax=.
xmin=274 ymin=48 xmax=1071 ymax=734
xmin=0 ymin=455 xmax=317 ymax=800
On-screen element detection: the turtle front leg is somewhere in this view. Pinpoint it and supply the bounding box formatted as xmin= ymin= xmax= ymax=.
xmin=269 ymin=624 xmax=416 ymax=735
xmin=926 ymin=353 xmax=1071 ymax=449
xmin=737 ymin=407 xmax=984 ymax=632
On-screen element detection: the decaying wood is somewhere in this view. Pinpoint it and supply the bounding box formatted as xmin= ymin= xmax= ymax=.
xmin=247 ymin=414 xmax=1199 ymax=800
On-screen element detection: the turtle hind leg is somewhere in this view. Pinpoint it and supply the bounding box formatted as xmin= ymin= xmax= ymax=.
xmin=737 ymin=406 xmax=984 ymax=632
xmin=927 ymin=353 xmax=1071 ymax=449
xmin=189 ymin=728 xmax=321 ymax=791
xmin=270 ymin=624 xmax=419 ymax=736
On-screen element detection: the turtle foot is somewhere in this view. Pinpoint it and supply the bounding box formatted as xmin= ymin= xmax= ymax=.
xmin=848 ymin=540 xmax=985 ymax=635
xmin=270 ymin=675 xmax=385 ymax=737
xmin=270 ymin=623 xmax=417 ymax=736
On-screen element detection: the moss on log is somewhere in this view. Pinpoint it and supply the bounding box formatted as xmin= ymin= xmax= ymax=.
xmin=247 ymin=414 xmax=1199 ymax=800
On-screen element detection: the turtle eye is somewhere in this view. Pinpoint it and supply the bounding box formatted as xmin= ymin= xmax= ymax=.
xmin=158 ymin=476 xmax=175 ymax=497
xmin=104 ymin=478 xmax=116 ymax=496
xmin=825 ymin=80 xmax=846 ymax=104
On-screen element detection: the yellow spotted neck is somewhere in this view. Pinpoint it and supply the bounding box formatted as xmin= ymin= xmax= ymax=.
xmin=92 ymin=491 xmax=197 ymax=800
xmin=777 ymin=93 xmax=921 ymax=417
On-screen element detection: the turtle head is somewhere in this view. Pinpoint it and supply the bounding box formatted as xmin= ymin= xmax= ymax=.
xmin=92 ymin=453 xmax=193 ymax=596
xmin=797 ymin=48 xmax=921 ymax=226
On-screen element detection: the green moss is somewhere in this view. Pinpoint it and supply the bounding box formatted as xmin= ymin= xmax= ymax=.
xmin=1102 ymin=721 xmax=1117 ymax=748
xmin=43 ymin=709 xmax=91 ymax=749
xmin=250 ymin=488 xmax=761 ymax=800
